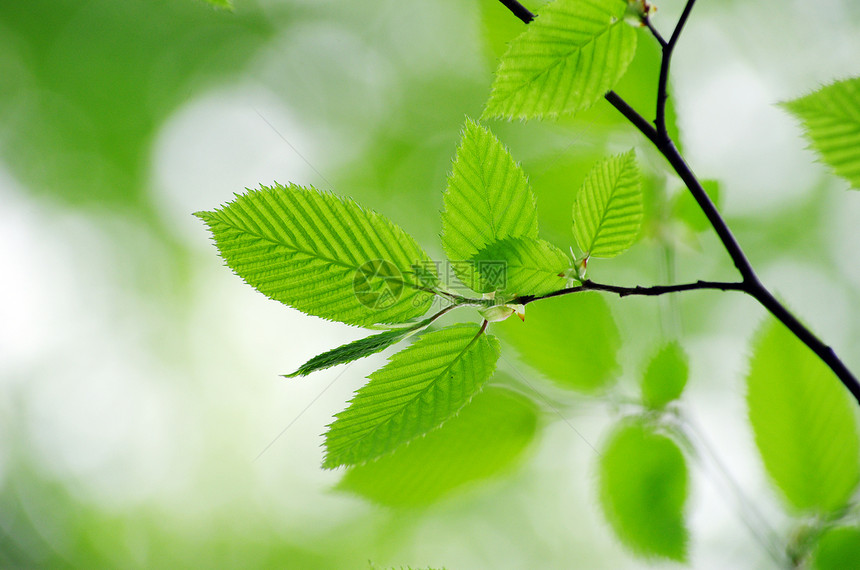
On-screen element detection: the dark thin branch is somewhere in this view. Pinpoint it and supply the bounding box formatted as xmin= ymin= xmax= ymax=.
xmin=643 ymin=15 xmax=667 ymax=48
xmin=515 ymin=279 xmax=745 ymax=305
xmin=498 ymin=0 xmax=534 ymax=24
xmin=656 ymin=0 xmax=697 ymax=137
xmin=498 ymin=0 xmax=860 ymax=404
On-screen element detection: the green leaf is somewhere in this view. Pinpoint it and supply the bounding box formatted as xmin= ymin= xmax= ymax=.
xmin=572 ymin=150 xmax=643 ymax=258
xmin=202 ymin=0 xmax=233 ymax=9
xmin=672 ymin=179 xmax=720 ymax=233
xmin=483 ymin=0 xmax=638 ymax=120
xmin=496 ymin=292 xmax=619 ymax=392
xmin=641 ymin=341 xmax=689 ymax=409
xmin=441 ymin=120 xmax=539 ymax=263
xmin=599 ymin=421 xmax=689 ymax=561
xmin=196 ymin=183 xmax=437 ymax=328
xmin=782 ymin=77 xmax=860 ymax=190
xmin=285 ymin=328 xmax=412 ymax=378
xmin=811 ymin=526 xmax=860 ymax=570
xmin=337 ymin=386 xmax=538 ymax=507
xmin=470 ymin=237 xmax=571 ymax=296
xmin=747 ymin=319 xmax=860 ymax=513
xmin=323 ymin=324 xmax=501 ymax=468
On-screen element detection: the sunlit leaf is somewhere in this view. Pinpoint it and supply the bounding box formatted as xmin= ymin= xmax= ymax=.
xmin=495 ymin=292 xmax=619 ymax=392
xmin=641 ymin=341 xmax=689 ymax=409
xmin=323 ymin=324 xmax=500 ymax=469
xmin=572 ymin=150 xmax=643 ymax=258
xmin=782 ymin=77 xmax=860 ymax=190
xmin=811 ymin=526 xmax=860 ymax=570
xmin=337 ymin=386 xmax=538 ymax=507
xmin=441 ymin=119 xmax=539 ymax=263
xmin=470 ymin=237 xmax=570 ymax=296
xmin=196 ymin=183 xmax=437 ymax=327
xmin=599 ymin=421 xmax=689 ymax=561
xmin=483 ymin=0 xmax=637 ymax=120
xmin=201 ymin=0 xmax=233 ymax=10
xmin=747 ymin=319 xmax=860 ymax=513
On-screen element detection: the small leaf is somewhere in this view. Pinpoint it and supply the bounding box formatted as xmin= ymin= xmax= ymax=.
xmin=337 ymin=386 xmax=538 ymax=507
xmin=441 ymin=120 xmax=539 ymax=263
xmin=470 ymin=237 xmax=571 ymax=296
xmin=782 ymin=77 xmax=860 ymax=190
xmin=599 ymin=421 xmax=689 ymax=561
xmin=811 ymin=526 xmax=860 ymax=570
xmin=285 ymin=328 xmax=411 ymax=378
xmin=196 ymin=183 xmax=437 ymax=327
xmin=572 ymin=150 xmax=643 ymax=258
xmin=323 ymin=324 xmax=501 ymax=469
xmin=641 ymin=341 xmax=689 ymax=409
xmin=747 ymin=319 xmax=860 ymax=513
xmin=496 ymin=292 xmax=619 ymax=392
xmin=483 ymin=0 xmax=638 ymax=120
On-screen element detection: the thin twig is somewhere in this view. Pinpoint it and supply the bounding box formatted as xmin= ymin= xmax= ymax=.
xmin=499 ymin=0 xmax=534 ymax=24
xmin=655 ymin=0 xmax=697 ymax=137
xmin=514 ymin=279 xmax=745 ymax=305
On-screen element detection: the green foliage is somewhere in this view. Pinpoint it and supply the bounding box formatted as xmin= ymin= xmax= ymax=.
xmin=641 ymin=341 xmax=689 ymax=409
xmin=496 ymin=292 xmax=619 ymax=392
xmin=572 ymin=150 xmax=643 ymax=258
xmin=441 ymin=119 xmax=538 ymax=264
xmin=746 ymin=319 xmax=860 ymax=513
xmin=323 ymin=324 xmax=500 ymax=469
xmin=483 ymin=0 xmax=637 ymax=120
xmin=598 ymin=421 xmax=689 ymax=561
xmin=811 ymin=526 xmax=860 ymax=570
xmin=672 ymin=179 xmax=721 ymax=233
xmin=195 ymin=183 xmax=437 ymax=327
xmin=471 ymin=237 xmax=570 ymax=296
xmin=285 ymin=328 xmax=414 ymax=378
xmin=338 ymin=386 xmax=537 ymax=507
xmin=783 ymin=77 xmax=860 ymax=190
xmin=202 ymin=0 xmax=233 ymax=9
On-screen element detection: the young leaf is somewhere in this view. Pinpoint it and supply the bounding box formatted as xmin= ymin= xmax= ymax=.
xmin=470 ymin=237 xmax=571 ymax=296
xmin=641 ymin=341 xmax=689 ymax=409
xmin=323 ymin=324 xmax=501 ymax=469
xmin=572 ymin=150 xmax=643 ymax=258
xmin=285 ymin=328 xmax=411 ymax=378
xmin=441 ymin=119 xmax=539 ymax=263
xmin=782 ymin=77 xmax=860 ymax=190
xmin=195 ymin=183 xmax=437 ymax=328
xmin=747 ymin=319 xmax=860 ymax=514
xmin=599 ymin=421 xmax=689 ymax=561
xmin=337 ymin=386 xmax=538 ymax=507
xmin=483 ymin=0 xmax=638 ymax=120
xmin=811 ymin=526 xmax=860 ymax=570
xmin=495 ymin=292 xmax=619 ymax=392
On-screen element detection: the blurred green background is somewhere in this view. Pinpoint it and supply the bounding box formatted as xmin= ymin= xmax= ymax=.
xmin=1 ymin=0 xmax=859 ymax=567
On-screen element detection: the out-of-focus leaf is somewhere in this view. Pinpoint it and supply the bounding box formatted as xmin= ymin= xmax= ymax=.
xmin=471 ymin=237 xmax=570 ymax=296
xmin=483 ymin=0 xmax=637 ymax=120
xmin=572 ymin=150 xmax=643 ymax=258
xmin=598 ymin=421 xmax=689 ymax=561
xmin=811 ymin=526 xmax=860 ymax=570
xmin=496 ymin=292 xmax=619 ymax=392
xmin=747 ymin=319 xmax=860 ymax=513
xmin=337 ymin=386 xmax=538 ymax=507
xmin=202 ymin=0 xmax=233 ymax=9
xmin=672 ymin=179 xmax=721 ymax=233
xmin=323 ymin=324 xmax=500 ymax=468
xmin=641 ymin=341 xmax=689 ymax=409
xmin=782 ymin=77 xmax=860 ymax=190
xmin=441 ymin=119 xmax=539 ymax=263
xmin=196 ymin=183 xmax=437 ymax=327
